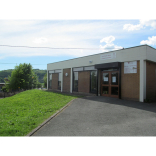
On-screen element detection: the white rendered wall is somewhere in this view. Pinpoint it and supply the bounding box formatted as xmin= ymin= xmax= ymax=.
xmin=47 ymin=45 xmax=147 ymax=70
xmin=146 ymin=46 xmax=156 ymax=62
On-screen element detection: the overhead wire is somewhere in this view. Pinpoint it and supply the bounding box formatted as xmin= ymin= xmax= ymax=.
xmin=0 ymin=44 xmax=123 ymax=50
xmin=0 ymin=44 xmax=123 ymax=66
xmin=0 ymin=63 xmax=46 ymax=65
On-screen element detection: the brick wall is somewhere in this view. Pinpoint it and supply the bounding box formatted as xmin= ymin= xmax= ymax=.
xmin=146 ymin=61 xmax=156 ymax=101
xmin=121 ymin=61 xmax=140 ymax=101
xmin=78 ymin=71 xmax=90 ymax=93
xmin=52 ymin=73 xmax=58 ymax=90
xmin=63 ymin=68 xmax=71 ymax=92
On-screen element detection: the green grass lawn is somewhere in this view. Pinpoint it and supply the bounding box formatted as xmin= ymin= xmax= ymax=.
xmin=0 ymin=89 xmax=79 ymax=136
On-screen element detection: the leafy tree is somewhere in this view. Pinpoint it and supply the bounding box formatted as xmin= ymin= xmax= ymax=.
xmin=33 ymin=69 xmax=46 ymax=83
xmin=5 ymin=63 xmax=40 ymax=91
xmin=1 ymin=86 xmax=7 ymax=98
xmin=36 ymin=82 xmax=42 ymax=88
xmin=43 ymin=73 xmax=47 ymax=88
xmin=0 ymin=69 xmax=46 ymax=83
xmin=1 ymin=86 xmax=7 ymax=92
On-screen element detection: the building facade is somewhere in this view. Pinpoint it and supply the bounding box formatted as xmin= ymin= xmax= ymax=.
xmin=47 ymin=45 xmax=156 ymax=102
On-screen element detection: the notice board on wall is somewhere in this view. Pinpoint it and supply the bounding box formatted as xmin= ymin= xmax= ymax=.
xmin=124 ymin=61 xmax=137 ymax=73
xmin=100 ymin=52 xmax=116 ymax=60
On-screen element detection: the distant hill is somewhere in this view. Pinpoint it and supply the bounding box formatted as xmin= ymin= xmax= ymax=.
xmin=0 ymin=69 xmax=47 ymax=83
xmin=33 ymin=69 xmax=47 ymax=83
xmin=0 ymin=69 xmax=14 ymax=83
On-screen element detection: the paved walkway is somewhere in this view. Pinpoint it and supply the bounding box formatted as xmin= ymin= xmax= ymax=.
xmin=32 ymin=96 xmax=156 ymax=136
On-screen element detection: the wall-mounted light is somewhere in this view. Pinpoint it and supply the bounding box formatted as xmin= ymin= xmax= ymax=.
xmin=65 ymin=73 xmax=68 ymax=76
xmin=89 ymin=60 xmax=93 ymax=64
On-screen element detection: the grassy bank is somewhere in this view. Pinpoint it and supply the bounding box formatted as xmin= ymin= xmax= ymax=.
xmin=0 ymin=89 xmax=78 ymax=136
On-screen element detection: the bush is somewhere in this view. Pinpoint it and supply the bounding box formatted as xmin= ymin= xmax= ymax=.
xmin=5 ymin=63 xmax=40 ymax=91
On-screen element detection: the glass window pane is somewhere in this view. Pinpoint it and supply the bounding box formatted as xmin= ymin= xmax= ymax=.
xmin=102 ymin=86 xmax=109 ymax=94
xmin=111 ymin=72 xmax=118 ymax=85
xmin=84 ymin=66 xmax=95 ymax=71
xmin=73 ymin=67 xmax=83 ymax=72
xmin=111 ymin=87 xmax=118 ymax=95
xmin=58 ymin=73 xmax=62 ymax=90
xmin=49 ymin=70 xmax=54 ymax=73
xmin=74 ymin=72 xmax=78 ymax=80
xmin=73 ymin=72 xmax=78 ymax=91
xmin=103 ymin=73 xmax=109 ymax=84
xmin=58 ymin=81 xmax=61 ymax=89
xmin=90 ymin=71 xmax=97 ymax=93
xmin=48 ymin=73 xmax=52 ymax=89
xmin=58 ymin=73 xmax=62 ymax=81
xmin=55 ymin=69 xmax=61 ymax=73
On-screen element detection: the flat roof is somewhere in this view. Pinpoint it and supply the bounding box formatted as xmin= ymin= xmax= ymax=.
xmin=47 ymin=44 xmax=155 ymax=65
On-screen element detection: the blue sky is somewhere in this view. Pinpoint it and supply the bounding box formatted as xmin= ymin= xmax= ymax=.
xmin=0 ymin=19 xmax=156 ymax=71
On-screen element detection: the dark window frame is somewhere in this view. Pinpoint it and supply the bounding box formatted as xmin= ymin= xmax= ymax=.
xmin=58 ymin=73 xmax=61 ymax=90
xmin=73 ymin=71 xmax=78 ymax=92
xmin=90 ymin=70 xmax=97 ymax=94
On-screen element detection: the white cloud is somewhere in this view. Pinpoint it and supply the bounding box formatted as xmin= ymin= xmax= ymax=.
xmin=0 ymin=20 xmax=125 ymax=58
xmin=123 ymin=20 xmax=156 ymax=31
xmin=99 ymin=36 xmax=123 ymax=52
xmin=33 ymin=37 xmax=48 ymax=44
xmin=99 ymin=43 xmax=123 ymax=52
xmin=100 ymin=36 xmax=115 ymax=43
xmin=140 ymin=19 xmax=156 ymax=29
xmin=123 ymin=24 xmax=143 ymax=31
xmin=140 ymin=36 xmax=156 ymax=45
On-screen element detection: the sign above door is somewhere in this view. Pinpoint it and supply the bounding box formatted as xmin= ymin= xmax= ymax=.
xmin=100 ymin=52 xmax=116 ymax=60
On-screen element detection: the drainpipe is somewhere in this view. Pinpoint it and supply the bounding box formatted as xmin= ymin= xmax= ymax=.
xmin=96 ymin=69 xmax=98 ymax=96
xmin=70 ymin=68 xmax=73 ymax=93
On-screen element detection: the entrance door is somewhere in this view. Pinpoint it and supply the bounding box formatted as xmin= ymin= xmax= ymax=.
xmin=101 ymin=71 xmax=119 ymax=98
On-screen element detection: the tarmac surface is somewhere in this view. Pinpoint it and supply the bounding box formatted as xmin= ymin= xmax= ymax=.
xmin=32 ymin=96 xmax=156 ymax=136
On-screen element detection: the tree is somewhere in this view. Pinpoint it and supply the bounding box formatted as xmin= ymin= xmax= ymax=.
xmin=5 ymin=63 xmax=40 ymax=91
xmin=43 ymin=73 xmax=47 ymax=88
xmin=1 ymin=86 xmax=7 ymax=98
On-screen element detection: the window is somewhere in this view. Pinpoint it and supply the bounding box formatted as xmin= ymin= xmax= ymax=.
xmin=73 ymin=67 xmax=83 ymax=72
xmin=90 ymin=71 xmax=97 ymax=93
xmin=58 ymin=73 xmax=62 ymax=90
xmin=55 ymin=69 xmax=62 ymax=73
xmin=73 ymin=72 xmax=78 ymax=91
xmin=84 ymin=66 xmax=95 ymax=71
xmin=48 ymin=73 xmax=52 ymax=89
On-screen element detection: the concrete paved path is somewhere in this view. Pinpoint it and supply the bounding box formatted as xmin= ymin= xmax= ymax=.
xmin=32 ymin=96 xmax=156 ymax=136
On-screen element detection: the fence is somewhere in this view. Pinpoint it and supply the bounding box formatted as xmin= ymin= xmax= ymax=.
xmin=0 ymin=90 xmax=24 ymax=98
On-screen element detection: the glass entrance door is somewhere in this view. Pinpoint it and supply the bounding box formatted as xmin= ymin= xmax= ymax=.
xmin=101 ymin=71 xmax=119 ymax=98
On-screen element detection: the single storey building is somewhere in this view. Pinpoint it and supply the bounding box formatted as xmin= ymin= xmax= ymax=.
xmin=47 ymin=45 xmax=156 ymax=102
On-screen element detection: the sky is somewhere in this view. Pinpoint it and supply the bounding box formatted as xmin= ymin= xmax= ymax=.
xmin=0 ymin=19 xmax=156 ymax=71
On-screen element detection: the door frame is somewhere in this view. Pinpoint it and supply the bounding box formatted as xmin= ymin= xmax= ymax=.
xmin=101 ymin=71 xmax=119 ymax=98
